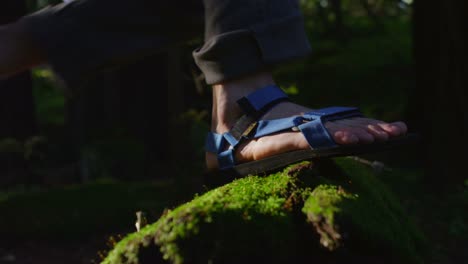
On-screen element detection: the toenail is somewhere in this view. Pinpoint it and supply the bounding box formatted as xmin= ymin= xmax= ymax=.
xmin=334 ymin=131 xmax=344 ymax=137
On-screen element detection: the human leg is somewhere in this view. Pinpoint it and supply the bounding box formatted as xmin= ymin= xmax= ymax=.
xmin=195 ymin=0 xmax=407 ymax=172
xmin=10 ymin=0 xmax=204 ymax=89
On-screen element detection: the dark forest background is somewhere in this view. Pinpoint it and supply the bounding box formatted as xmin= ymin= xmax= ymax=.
xmin=0 ymin=0 xmax=466 ymax=263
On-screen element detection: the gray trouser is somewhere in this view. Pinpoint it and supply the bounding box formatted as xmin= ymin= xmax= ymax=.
xmin=21 ymin=0 xmax=311 ymax=87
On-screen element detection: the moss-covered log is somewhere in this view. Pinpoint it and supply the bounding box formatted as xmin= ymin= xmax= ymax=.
xmin=103 ymin=159 xmax=427 ymax=264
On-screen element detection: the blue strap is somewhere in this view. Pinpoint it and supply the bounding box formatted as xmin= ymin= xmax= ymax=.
xmin=237 ymin=85 xmax=288 ymax=115
xmin=205 ymin=104 xmax=363 ymax=169
xmin=205 ymin=85 xmax=288 ymax=169
xmin=304 ymin=106 xmax=361 ymax=121
xmin=222 ymin=132 xmax=240 ymax=148
xmin=250 ymin=107 xmax=363 ymax=149
xmin=253 ymin=116 xmax=303 ymax=138
xmin=252 ymin=107 xmax=362 ymax=141
xmin=205 ymin=132 xmax=237 ymax=169
xmin=298 ymin=119 xmax=336 ymax=149
xmin=299 ymin=107 xmax=363 ymax=149
xmin=218 ymin=149 xmax=236 ymax=170
xmin=205 ymin=132 xmax=223 ymax=153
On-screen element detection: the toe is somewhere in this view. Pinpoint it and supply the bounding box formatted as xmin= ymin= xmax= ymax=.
xmin=326 ymin=122 xmax=360 ymax=144
xmin=365 ymin=124 xmax=389 ymax=141
xmin=374 ymin=121 xmax=405 ymax=137
xmin=359 ymin=118 xmax=407 ymax=137
xmin=390 ymin=121 xmax=408 ymax=134
xmin=335 ymin=130 xmax=359 ymax=144
xmin=332 ymin=120 xmax=375 ymax=144
xmin=349 ymin=118 xmax=389 ymax=141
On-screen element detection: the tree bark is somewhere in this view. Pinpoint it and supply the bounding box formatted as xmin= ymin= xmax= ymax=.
xmin=409 ymin=0 xmax=468 ymax=187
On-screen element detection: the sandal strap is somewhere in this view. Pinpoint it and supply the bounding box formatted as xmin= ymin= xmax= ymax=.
xmin=205 ymin=92 xmax=363 ymax=170
xmin=236 ymin=85 xmax=289 ymax=115
xmin=303 ymin=106 xmax=362 ymax=121
xmin=218 ymin=148 xmax=235 ymax=170
xmin=298 ymin=107 xmax=363 ymax=149
xmin=229 ymin=85 xmax=289 ymax=140
xmin=251 ymin=107 xmax=362 ymax=141
xmin=205 ymin=85 xmax=289 ymax=170
xmin=205 ymin=132 xmax=224 ymax=154
xmin=253 ymin=116 xmax=303 ymax=137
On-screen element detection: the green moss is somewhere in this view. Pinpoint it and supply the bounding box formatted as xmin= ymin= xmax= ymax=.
xmin=303 ymin=185 xmax=357 ymax=226
xmin=104 ymin=168 xmax=302 ymax=264
xmin=103 ymin=160 xmax=427 ymax=264
xmin=302 ymin=185 xmax=357 ymax=250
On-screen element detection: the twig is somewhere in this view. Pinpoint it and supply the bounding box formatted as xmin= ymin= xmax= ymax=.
xmin=347 ymin=156 xmax=393 ymax=173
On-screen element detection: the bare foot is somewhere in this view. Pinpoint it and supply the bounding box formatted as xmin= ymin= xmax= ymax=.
xmin=206 ymin=73 xmax=407 ymax=170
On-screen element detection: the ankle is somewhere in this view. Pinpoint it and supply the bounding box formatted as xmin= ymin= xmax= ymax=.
xmin=211 ymin=72 xmax=275 ymax=133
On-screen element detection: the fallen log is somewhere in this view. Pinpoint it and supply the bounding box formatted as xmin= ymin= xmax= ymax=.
xmin=103 ymin=159 xmax=427 ymax=264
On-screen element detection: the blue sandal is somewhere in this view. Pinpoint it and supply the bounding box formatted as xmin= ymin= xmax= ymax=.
xmin=205 ymin=85 xmax=416 ymax=177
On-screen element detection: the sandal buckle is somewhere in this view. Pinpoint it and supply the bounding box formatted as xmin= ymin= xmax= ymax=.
xmin=242 ymin=121 xmax=258 ymax=138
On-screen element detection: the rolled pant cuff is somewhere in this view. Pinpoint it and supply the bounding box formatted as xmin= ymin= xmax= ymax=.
xmin=193 ymin=14 xmax=311 ymax=85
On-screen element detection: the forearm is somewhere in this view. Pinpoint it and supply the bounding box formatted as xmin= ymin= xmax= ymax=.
xmin=0 ymin=20 xmax=45 ymax=77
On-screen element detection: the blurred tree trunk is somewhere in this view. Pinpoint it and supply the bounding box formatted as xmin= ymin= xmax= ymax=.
xmin=330 ymin=0 xmax=345 ymax=37
xmin=410 ymin=0 xmax=468 ymax=187
xmin=0 ymin=0 xmax=37 ymax=188
xmin=316 ymin=1 xmax=332 ymax=33
xmin=0 ymin=0 xmax=37 ymax=139
xmin=359 ymin=0 xmax=383 ymax=30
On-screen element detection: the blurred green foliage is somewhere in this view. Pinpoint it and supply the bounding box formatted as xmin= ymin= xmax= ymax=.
xmin=32 ymin=67 xmax=65 ymax=126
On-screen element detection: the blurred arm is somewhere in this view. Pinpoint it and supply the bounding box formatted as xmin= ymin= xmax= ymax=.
xmin=0 ymin=20 xmax=45 ymax=78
